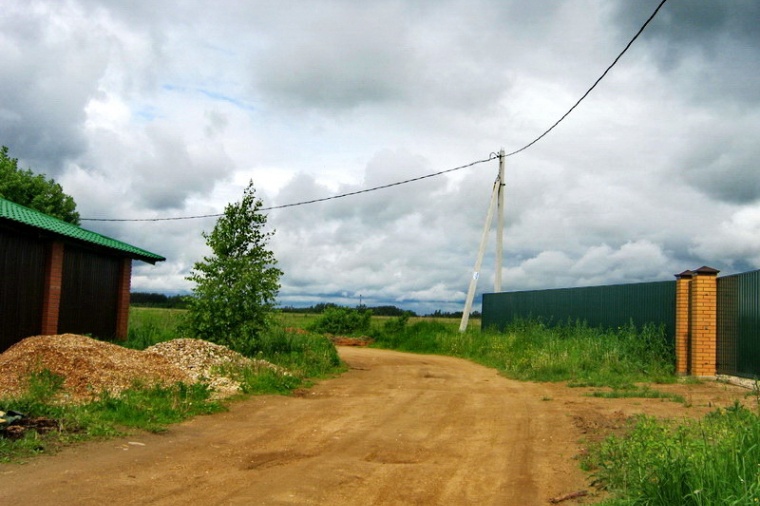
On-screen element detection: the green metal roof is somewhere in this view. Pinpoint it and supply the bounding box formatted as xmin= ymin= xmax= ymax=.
xmin=0 ymin=198 xmax=165 ymax=263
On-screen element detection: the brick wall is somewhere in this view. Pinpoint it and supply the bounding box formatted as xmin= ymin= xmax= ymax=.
xmin=115 ymin=258 xmax=132 ymax=340
xmin=40 ymin=241 xmax=64 ymax=335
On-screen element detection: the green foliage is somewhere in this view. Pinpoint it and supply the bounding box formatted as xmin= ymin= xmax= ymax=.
xmin=372 ymin=319 xmax=675 ymax=387
xmin=124 ymin=307 xmax=185 ymax=350
xmin=81 ymin=382 xmax=225 ymax=433
xmin=307 ymin=306 xmax=372 ymax=335
xmin=130 ymin=292 xmax=189 ymax=309
xmin=0 ymin=145 xmax=80 ymax=224
xmin=585 ymin=402 xmax=760 ymax=505
xmin=183 ymin=181 xmax=282 ymax=355
xmin=255 ymin=326 xmax=343 ymax=379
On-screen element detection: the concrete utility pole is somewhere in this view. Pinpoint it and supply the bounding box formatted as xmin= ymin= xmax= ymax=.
xmin=459 ymin=149 xmax=506 ymax=333
xmin=459 ymin=177 xmax=499 ymax=332
xmin=495 ymin=148 xmax=505 ymax=293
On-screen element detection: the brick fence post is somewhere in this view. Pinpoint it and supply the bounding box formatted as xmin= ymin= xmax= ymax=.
xmin=40 ymin=241 xmax=65 ymax=335
xmin=674 ymin=270 xmax=693 ymax=375
xmin=114 ymin=258 xmax=132 ymax=340
xmin=689 ymin=266 xmax=720 ymax=377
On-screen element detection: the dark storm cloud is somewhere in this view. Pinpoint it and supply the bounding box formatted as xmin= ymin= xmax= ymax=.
xmin=679 ymin=131 xmax=760 ymax=204
xmin=613 ymin=0 xmax=760 ymax=103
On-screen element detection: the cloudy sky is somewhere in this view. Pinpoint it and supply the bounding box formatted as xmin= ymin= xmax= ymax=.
xmin=2 ymin=0 xmax=759 ymax=314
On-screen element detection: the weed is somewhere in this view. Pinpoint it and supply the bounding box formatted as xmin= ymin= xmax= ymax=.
xmin=588 ymin=386 xmax=685 ymax=404
xmin=585 ymin=402 xmax=760 ymax=504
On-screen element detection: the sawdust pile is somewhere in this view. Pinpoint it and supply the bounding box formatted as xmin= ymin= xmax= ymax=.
xmin=146 ymin=338 xmax=289 ymax=398
xmin=0 ymin=334 xmax=191 ymax=403
xmin=0 ymin=334 xmax=286 ymax=404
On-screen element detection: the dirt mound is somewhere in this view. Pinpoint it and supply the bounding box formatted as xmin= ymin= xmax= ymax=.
xmin=0 ymin=334 xmax=191 ymax=403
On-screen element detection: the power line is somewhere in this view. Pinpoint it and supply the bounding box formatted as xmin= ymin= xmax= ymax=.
xmin=81 ymin=0 xmax=667 ymax=222
xmin=80 ymin=154 xmax=498 ymax=222
xmin=504 ymin=0 xmax=668 ymax=158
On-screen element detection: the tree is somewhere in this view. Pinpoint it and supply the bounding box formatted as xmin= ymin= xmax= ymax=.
xmin=184 ymin=181 xmax=283 ymax=355
xmin=0 ymin=146 xmax=80 ymax=224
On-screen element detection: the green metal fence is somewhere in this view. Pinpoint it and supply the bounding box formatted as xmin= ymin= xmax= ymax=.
xmin=482 ymin=280 xmax=677 ymax=342
xmin=717 ymin=269 xmax=760 ymax=378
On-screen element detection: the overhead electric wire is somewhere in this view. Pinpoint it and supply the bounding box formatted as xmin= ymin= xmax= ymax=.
xmin=80 ymin=154 xmax=498 ymax=222
xmin=80 ymin=0 xmax=667 ymax=223
xmin=504 ymin=0 xmax=668 ymax=157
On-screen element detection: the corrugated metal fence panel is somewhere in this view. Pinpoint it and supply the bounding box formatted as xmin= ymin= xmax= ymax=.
xmin=58 ymin=246 xmax=120 ymax=340
xmin=0 ymin=230 xmax=46 ymax=351
xmin=482 ymin=280 xmax=676 ymax=341
xmin=718 ymin=269 xmax=760 ymax=378
xmin=717 ymin=275 xmax=738 ymax=375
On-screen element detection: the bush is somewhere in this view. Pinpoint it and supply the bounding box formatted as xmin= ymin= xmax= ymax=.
xmin=307 ymin=306 xmax=372 ymax=335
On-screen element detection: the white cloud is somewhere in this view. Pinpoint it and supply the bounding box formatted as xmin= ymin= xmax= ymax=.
xmin=3 ymin=0 xmax=760 ymax=314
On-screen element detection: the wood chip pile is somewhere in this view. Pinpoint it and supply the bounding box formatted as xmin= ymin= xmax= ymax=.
xmin=0 ymin=334 xmax=286 ymax=404
xmin=146 ymin=338 xmax=290 ymax=398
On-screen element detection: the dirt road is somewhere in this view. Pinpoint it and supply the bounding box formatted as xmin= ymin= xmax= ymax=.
xmin=0 ymin=347 xmax=748 ymax=505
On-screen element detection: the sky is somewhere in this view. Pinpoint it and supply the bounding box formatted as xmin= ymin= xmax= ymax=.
xmin=2 ymin=0 xmax=760 ymax=315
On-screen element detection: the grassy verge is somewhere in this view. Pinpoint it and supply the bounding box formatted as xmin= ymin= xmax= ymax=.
xmin=0 ymin=369 xmax=226 ymax=462
xmin=371 ymin=318 xmax=675 ymax=388
xmin=583 ymin=402 xmax=760 ymax=505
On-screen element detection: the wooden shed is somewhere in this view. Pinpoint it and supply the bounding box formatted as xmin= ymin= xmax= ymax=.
xmin=0 ymin=198 xmax=165 ymax=352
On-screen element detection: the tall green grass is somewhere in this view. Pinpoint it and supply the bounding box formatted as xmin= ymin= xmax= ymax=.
xmin=585 ymin=402 xmax=760 ymax=505
xmin=371 ymin=318 xmax=675 ymax=387
xmin=125 ymin=307 xmax=187 ymax=349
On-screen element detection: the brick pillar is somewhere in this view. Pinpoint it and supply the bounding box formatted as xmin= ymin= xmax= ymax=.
xmin=40 ymin=241 xmax=65 ymax=335
xmin=674 ymin=270 xmax=693 ymax=375
xmin=689 ymin=266 xmax=719 ymax=377
xmin=114 ymin=258 xmax=132 ymax=340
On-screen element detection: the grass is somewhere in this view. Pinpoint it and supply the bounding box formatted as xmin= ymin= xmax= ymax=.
xmin=124 ymin=307 xmax=187 ymax=349
xmin=0 ymin=307 xmax=344 ymax=463
xmin=588 ymin=386 xmax=685 ymax=404
xmin=0 ymin=367 xmax=228 ymax=462
xmin=370 ymin=317 xmax=675 ymax=388
xmin=583 ymin=402 xmax=760 ymax=505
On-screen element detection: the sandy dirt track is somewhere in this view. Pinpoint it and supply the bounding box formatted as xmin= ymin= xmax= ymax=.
xmin=0 ymin=347 xmax=749 ymax=505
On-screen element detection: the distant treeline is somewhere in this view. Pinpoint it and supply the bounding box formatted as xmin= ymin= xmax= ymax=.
xmin=130 ymin=292 xmax=190 ymax=309
xmin=279 ymin=303 xmax=416 ymax=317
xmin=279 ymin=304 xmax=480 ymax=318
xmin=429 ymin=309 xmax=481 ymax=319
xmin=131 ymin=295 xmax=479 ymax=318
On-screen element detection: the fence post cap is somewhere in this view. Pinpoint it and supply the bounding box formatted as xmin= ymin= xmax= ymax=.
xmin=675 ymin=270 xmax=694 ymax=279
xmin=693 ymin=266 xmax=720 ymax=276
